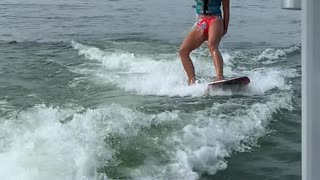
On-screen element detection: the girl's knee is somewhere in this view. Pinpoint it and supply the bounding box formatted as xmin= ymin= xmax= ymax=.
xmin=179 ymin=47 xmax=191 ymax=56
xmin=207 ymin=42 xmax=219 ymax=52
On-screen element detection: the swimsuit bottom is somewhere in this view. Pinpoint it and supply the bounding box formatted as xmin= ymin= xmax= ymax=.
xmin=196 ymin=15 xmax=222 ymax=35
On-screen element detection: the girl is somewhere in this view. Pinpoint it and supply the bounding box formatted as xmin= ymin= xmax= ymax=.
xmin=179 ymin=0 xmax=230 ymax=85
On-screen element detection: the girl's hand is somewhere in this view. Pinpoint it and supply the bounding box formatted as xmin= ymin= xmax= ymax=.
xmin=223 ymin=26 xmax=228 ymax=35
xmin=223 ymin=21 xmax=228 ymax=35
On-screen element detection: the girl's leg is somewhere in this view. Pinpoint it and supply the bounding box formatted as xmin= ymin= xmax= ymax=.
xmin=207 ymin=18 xmax=225 ymax=81
xmin=179 ymin=27 xmax=207 ymax=85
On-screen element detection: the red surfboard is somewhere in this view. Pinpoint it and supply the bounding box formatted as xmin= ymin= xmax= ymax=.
xmin=208 ymin=76 xmax=250 ymax=87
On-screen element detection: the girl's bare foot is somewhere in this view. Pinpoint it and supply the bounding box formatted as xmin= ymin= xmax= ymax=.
xmin=188 ymin=78 xmax=196 ymax=86
xmin=215 ymin=75 xmax=224 ymax=81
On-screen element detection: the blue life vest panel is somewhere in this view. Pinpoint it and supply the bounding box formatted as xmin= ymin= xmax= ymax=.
xmin=195 ymin=0 xmax=222 ymax=15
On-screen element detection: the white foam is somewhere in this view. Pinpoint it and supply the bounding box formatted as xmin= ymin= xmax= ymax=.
xmin=246 ymin=67 xmax=298 ymax=95
xmin=72 ymin=42 xmax=300 ymax=97
xmin=0 ymin=105 xmax=108 ymax=180
xmin=71 ymin=42 xmax=245 ymax=97
xmin=256 ymin=48 xmax=286 ymax=61
xmin=0 ymin=93 xmax=295 ymax=180
xmin=128 ymin=92 xmax=294 ymax=179
xmin=254 ymin=45 xmax=301 ymax=64
xmin=0 ymin=104 xmax=183 ymax=180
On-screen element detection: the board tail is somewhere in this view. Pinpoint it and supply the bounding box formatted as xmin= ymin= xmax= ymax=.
xmin=208 ymin=76 xmax=250 ymax=86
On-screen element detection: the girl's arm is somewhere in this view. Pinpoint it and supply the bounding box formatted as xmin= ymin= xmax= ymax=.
xmin=222 ymin=0 xmax=230 ymax=35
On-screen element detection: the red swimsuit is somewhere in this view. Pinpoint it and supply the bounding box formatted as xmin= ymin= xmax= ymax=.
xmin=196 ymin=15 xmax=222 ymax=35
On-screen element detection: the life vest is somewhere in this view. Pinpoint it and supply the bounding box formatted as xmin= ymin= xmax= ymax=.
xmin=195 ymin=0 xmax=222 ymax=15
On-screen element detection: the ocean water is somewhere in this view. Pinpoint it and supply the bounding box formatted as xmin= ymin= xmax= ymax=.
xmin=0 ymin=0 xmax=301 ymax=180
